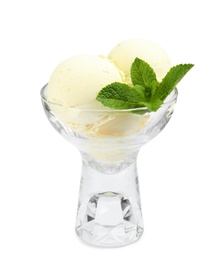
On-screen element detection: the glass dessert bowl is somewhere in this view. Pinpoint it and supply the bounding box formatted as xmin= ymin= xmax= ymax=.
xmin=41 ymin=84 xmax=178 ymax=247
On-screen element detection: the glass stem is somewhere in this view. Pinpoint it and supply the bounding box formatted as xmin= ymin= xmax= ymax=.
xmin=75 ymin=157 xmax=144 ymax=247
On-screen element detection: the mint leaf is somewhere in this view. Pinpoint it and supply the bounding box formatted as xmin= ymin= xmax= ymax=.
xmin=96 ymin=58 xmax=194 ymax=114
xmin=96 ymin=81 xmax=163 ymax=112
xmin=96 ymin=99 xmax=140 ymax=109
xmin=133 ymin=85 xmax=146 ymax=100
xmin=96 ymin=82 xmax=142 ymax=109
xmin=131 ymin=58 xmax=159 ymax=96
xmin=155 ymin=64 xmax=194 ymax=101
xmin=133 ymin=85 xmax=150 ymax=101
xmin=144 ymin=99 xmax=163 ymax=112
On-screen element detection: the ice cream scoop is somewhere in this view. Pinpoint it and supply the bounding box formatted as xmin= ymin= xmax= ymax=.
xmin=46 ymin=54 xmax=124 ymax=109
xmin=108 ymin=39 xmax=171 ymax=83
xmin=45 ymin=55 xmax=131 ymax=137
xmin=45 ymin=54 xmax=150 ymax=139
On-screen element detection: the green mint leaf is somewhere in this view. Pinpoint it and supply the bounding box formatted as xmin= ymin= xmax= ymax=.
xmin=144 ymin=99 xmax=163 ymax=112
xmin=133 ymin=85 xmax=146 ymax=100
xmin=155 ymin=63 xmax=194 ymax=101
xmin=96 ymin=82 xmax=142 ymax=109
xmin=96 ymin=59 xmax=194 ymax=114
xmin=131 ymin=97 xmax=163 ymax=112
xmin=134 ymin=84 xmax=154 ymax=102
xmin=96 ymin=99 xmax=140 ymax=109
xmin=131 ymin=58 xmax=159 ymax=97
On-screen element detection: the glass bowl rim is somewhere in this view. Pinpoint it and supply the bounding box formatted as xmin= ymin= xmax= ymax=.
xmin=40 ymin=84 xmax=178 ymax=113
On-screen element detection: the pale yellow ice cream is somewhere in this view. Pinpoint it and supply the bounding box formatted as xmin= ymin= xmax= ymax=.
xmin=45 ymin=40 xmax=169 ymax=140
xmin=108 ymin=39 xmax=171 ymax=84
xmin=46 ymin=55 xmax=148 ymax=139
xmin=46 ymin=55 xmax=124 ymax=109
xmin=44 ymin=41 xmax=171 ymax=162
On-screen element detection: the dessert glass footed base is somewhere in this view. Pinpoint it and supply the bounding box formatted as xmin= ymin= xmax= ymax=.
xmin=41 ymin=84 xmax=178 ymax=247
xmin=75 ymin=157 xmax=143 ymax=247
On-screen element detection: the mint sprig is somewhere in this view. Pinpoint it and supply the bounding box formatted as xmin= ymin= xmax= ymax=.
xmin=96 ymin=58 xmax=194 ymax=112
xmin=154 ymin=64 xmax=194 ymax=101
xmin=131 ymin=58 xmax=159 ymax=98
xmin=96 ymin=82 xmax=143 ymax=109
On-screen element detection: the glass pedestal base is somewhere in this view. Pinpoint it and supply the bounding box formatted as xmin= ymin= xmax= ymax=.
xmin=75 ymin=159 xmax=144 ymax=247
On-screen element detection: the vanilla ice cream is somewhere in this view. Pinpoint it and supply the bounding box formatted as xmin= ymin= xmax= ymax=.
xmin=46 ymin=55 xmax=124 ymax=109
xmin=45 ymin=55 xmax=130 ymax=137
xmin=108 ymin=39 xmax=171 ymax=83
xmin=43 ymin=40 xmax=174 ymax=162
xmin=45 ymin=40 xmax=171 ymax=140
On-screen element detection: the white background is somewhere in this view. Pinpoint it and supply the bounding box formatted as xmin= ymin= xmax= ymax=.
xmin=0 ymin=0 xmax=211 ymax=259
